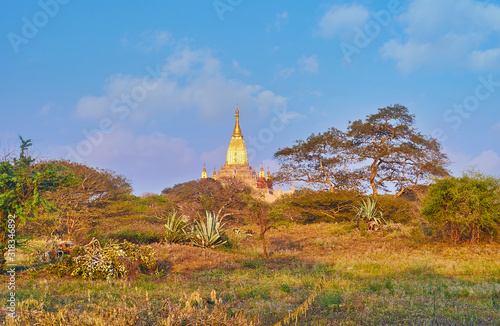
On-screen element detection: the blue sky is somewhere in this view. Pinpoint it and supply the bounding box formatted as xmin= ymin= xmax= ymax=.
xmin=1 ymin=0 xmax=499 ymax=195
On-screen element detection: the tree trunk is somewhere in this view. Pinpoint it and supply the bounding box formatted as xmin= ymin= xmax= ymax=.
xmin=370 ymin=161 xmax=379 ymax=198
xmin=370 ymin=181 xmax=378 ymax=199
xmin=261 ymin=229 xmax=268 ymax=259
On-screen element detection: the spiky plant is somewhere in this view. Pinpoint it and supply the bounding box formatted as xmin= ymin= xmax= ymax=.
xmin=355 ymin=198 xmax=385 ymax=227
xmin=163 ymin=211 xmax=188 ymax=244
xmin=190 ymin=211 xmax=227 ymax=248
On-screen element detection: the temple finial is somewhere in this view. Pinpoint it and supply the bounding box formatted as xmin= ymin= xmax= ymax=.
xmin=233 ymin=106 xmax=242 ymax=137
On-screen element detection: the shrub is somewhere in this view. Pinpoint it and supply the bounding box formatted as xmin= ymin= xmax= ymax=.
xmin=162 ymin=211 xmax=189 ymax=244
xmin=189 ymin=211 xmax=227 ymax=248
xmin=108 ymin=229 xmax=162 ymax=244
xmin=376 ymin=194 xmax=414 ymax=222
xmin=354 ymin=198 xmax=385 ymax=229
xmin=50 ymin=238 xmax=156 ymax=280
xmin=421 ymin=171 xmax=500 ymax=243
xmin=270 ymin=189 xmax=362 ymax=223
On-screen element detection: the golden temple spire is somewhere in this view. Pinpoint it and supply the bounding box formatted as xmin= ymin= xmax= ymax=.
xmin=266 ymin=166 xmax=271 ymax=181
xmin=226 ymin=106 xmax=248 ymax=165
xmin=259 ymin=162 xmax=265 ymax=178
xmin=232 ymin=107 xmax=243 ymax=138
xmin=201 ymin=164 xmax=208 ymax=179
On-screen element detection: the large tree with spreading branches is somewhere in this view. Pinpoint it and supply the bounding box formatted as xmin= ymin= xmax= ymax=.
xmin=274 ymin=105 xmax=449 ymax=196
xmin=348 ymin=105 xmax=449 ymax=197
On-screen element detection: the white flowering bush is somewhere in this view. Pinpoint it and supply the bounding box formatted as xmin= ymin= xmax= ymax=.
xmin=51 ymin=238 xmax=156 ymax=280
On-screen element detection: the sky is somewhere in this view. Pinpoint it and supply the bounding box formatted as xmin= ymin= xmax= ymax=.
xmin=1 ymin=0 xmax=499 ymax=195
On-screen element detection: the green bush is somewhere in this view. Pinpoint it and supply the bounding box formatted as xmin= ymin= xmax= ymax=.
xmin=108 ymin=229 xmax=162 ymax=244
xmin=189 ymin=211 xmax=227 ymax=248
xmin=421 ymin=171 xmax=500 ymax=243
xmin=162 ymin=211 xmax=189 ymax=244
xmin=354 ymin=198 xmax=385 ymax=229
xmin=270 ymin=189 xmax=362 ymax=223
xmin=376 ymin=194 xmax=414 ymax=222
xmin=50 ymin=239 xmax=156 ymax=280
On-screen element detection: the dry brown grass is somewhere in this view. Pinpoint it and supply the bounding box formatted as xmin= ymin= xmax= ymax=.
xmin=2 ymin=222 xmax=500 ymax=325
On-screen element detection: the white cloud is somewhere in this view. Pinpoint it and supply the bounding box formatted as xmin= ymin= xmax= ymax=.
xmin=121 ymin=30 xmax=173 ymax=53
xmin=298 ymin=55 xmax=319 ymax=73
xmin=38 ymin=102 xmax=54 ymax=116
xmin=59 ymin=126 xmax=197 ymax=195
xmin=469 ymin=150 xmax=500 ymax=176
xmin=75 ymin=44 xmax=288 ymax=121
xmin=267 ymin=11 xmax=289 ymax=32
xmin=200 ymin=146 xmax=227 ymax=170
xmin=491 ymin=122 xmax=500 ymax=133
xmin=232 ymin=60 xmax=251 ymax=76
xmin=381 ymin=0 xmax=500 ymax=73
xmin=470 ymin=48 xmax=500 ymax=71
xmin=448 ymin=148 xmax=500 ymax=177
xmin=278 ymin=67 xmax=295 ymax=79
xmin=316 ymin=4 xmax=369 ymax=39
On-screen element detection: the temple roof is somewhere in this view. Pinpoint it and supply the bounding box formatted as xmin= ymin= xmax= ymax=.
xmin=226 ymin=107 xmax=248 ymax=165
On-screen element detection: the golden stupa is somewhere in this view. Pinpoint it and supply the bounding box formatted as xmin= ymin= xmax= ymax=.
xmin=200 ymin=107 xmax=293 ymax=200
xmin=225 ymin=108 xmax=248 ymax=165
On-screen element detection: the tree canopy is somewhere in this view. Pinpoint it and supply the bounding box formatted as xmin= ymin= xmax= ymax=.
xmin=36 ymin=160 xmax=133 ymax=238
xmin=274 ymin=105 xmax=449 ymax=196
xmin=0 ymin=137 xmax=75 ymax=268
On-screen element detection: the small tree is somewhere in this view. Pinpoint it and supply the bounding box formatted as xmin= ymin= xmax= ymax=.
xmin=421 ymin=170 xmax=500 ymax=243
xmin=0 ymin=137 xmax=74 ymax=270
xmin=246 ymin=195 xmax=272 ymax=258
xmin=38 ymin=160 xmax=133 ymax=238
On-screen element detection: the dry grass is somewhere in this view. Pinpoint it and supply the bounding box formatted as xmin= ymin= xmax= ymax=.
xmin=2 ymin=222 xmax=500 ymax=325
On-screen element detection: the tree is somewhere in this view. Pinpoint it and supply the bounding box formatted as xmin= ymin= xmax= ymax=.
xmin=347 ymin=105 xmax=449 ymax=197
xmin=0 ymin=137 xmax=74 ymax=270
xmin=245 ymin=195 xmax=272 ymax=258
xmin=35 ymin=161 xmax=133 ymax=238
xmin=274 ymin=105 xmax=449 ymax=196
xmin=161 ymin=178 xmax=252 ymax=223
xmin=422 ymin=170 xmax=500 ymax=243
xmin=274 ymin=127 xmax=360 ymax=191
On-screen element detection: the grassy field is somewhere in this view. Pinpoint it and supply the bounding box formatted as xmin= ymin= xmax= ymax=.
xmin=2 ymin=222 xmax=500 ymax=325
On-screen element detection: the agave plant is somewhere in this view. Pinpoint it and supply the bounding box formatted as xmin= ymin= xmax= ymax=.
xmin=190 ymin=211 xmax=227 ymax=248
xmin=163 ymin=211 xmax=188 ymax=244
xmin=355 ymin=198 xmax=385 ymax=227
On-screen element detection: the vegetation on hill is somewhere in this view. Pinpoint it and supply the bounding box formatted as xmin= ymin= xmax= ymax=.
xmin=1 ymin=103 xmax=499 ymax=325
xmin=422 ymin=170 xmax=500 ymax=243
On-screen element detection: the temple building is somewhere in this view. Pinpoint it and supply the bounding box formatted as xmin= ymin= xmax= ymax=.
xmin=201 ymin=107 xmax=293 ymax=200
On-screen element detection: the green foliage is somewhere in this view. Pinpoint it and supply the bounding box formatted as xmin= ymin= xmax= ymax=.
xmin=161 ymin=179 xmax=253 ymax=225
xmin=422 ymin=170 xmax=500 ymax=243
xmin=376 ymin=194 xmax=414 ymax=223
xmin=108 ymin=229 xmax=162 ymax=244
xmin=36 ymin=160 xmax=134 ymax=239
xmin=189 ymin=211 xmax=227 ymax=248
xmin=355 ymin=198 xmax=385 ymax=227
xmin=51 ymin=238 xmax=156 ymax=280
xmin=0 ymin=137 xmax=76 ymax=259
xmin=162 ymin=211 xmax=188 ymax=244
xmin=271 ymin=189 xmax=362 ymax=223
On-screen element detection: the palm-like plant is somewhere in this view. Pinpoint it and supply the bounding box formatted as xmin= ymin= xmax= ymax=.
xmin=190 ymin=211 xmax=227 ymax=248
xmin=163 ymin=211 xmax=188 ymax=244
xmin=355 ymin=198 xmax=385 ymax=227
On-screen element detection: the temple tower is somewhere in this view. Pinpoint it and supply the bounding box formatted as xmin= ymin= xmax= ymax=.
xmin=226 ymin=108 xmax=248 ymax=165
